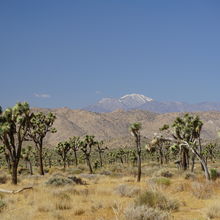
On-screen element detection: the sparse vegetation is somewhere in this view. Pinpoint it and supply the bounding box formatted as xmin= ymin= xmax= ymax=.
xmin=0 ymin=102 xmax=220 ymax=219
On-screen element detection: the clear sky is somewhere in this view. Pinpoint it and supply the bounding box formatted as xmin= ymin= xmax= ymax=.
xmin=0 ymin=0 xmax=220 ymax=109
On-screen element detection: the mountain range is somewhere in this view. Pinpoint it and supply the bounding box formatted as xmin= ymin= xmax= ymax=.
xmin=32 ymin=107 xmax=220 ymax=148
xmin=84 ymin=94 xmax=220 ymax=113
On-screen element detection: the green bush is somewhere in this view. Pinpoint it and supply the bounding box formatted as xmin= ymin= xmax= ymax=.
xmin=210 ymin=168 xmax=218 ymax=181
xmin=135 ymin=190 xmax=179 ymax=211
xmin=149 ymin=177 xmax=171 ymax=187
xmin=46 ymin=177 xmax=73 ymax=186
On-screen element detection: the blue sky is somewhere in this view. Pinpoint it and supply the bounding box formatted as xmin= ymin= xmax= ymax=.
xmin=0 ymin=0 xmax=220 ymax=109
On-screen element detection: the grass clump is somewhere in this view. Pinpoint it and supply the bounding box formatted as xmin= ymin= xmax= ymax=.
xmin=0 ymin=199 xmax=6 ymax=212
xmin=114 ymin=184 xmax=140 ymax=197
xmin=74 ymin=208 xmax=85 ymax=216
xmin=206 ymin=203 xmax=220 ymax=219
xmin=124 ymin=204 xmax=170 ymax=220
xmin=191 ymin=181 xmax=213 ymax=199
xmin=184 ymin=172 xmax=196 ymax=180
xmin=54 ymin=192 xmax=72 ymax=210
xmin=135 ymin=190 xmax=179 ymax=211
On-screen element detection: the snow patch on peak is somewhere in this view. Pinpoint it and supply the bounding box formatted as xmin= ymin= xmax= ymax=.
xmin=119 ymin=94 xmax=153 ymax=102
xmin=119 ymin=94 xmax=153 ymax=108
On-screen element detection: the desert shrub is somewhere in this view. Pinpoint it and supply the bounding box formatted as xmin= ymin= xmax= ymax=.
xmin=0 ymin=175 xmax=7 ymax=184
xmin=54 ymin=192 xmax=72 ymax=210
xmin=114 ymin=184 xmax=140 ymax=197
xmin=191 ymin=182 xmax=213 ymax=199
xmin=38 ymin=205 xmax=51 ymax=212
xmin=155 ymin=169 xmax=173 ymax=178
xmin=124 ymin=204 xmax=170 ymax=220
xmin=184 ymin=172 xmax=196 ymax=180
xmin=55 ymin=200 xmax=71 ymax=210
xmin=0 ymin=199 xmax=6 ymax=212
xmin=149 ymin=177 xmax=171 ymax=187
xmin=135 ymin=190 xmax=179 ymax=211
xmin=67 ymin=176 xmax=86 ymax=185
xmin=206 ymin=203 xmax=220 ymax=219
xmin=46 ymin=177 xmax=74 ymax=186
xmin=210 ymin=168 xmax=218 ymax=181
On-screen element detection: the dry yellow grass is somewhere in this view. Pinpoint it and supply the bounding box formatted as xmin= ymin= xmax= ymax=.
xmin=0 ymin=164 xmax=220 ymax=220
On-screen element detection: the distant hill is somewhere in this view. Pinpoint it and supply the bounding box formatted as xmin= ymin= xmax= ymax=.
xmin=31 ymin=107 xmax=220 ymax=148
xmin=84 ymin=93 xmax=220 ymax=113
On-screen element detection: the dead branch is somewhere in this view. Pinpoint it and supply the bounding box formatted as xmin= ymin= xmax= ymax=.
xmin=0 ymin=186 xmax=33 ymax=194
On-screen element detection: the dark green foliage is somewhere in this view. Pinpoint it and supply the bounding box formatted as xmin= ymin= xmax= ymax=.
xmin=55 ymin=141 xmax=71 ymax=170
xmin=0 ymin=102 xmax=32 ymax=184
xmin=28 ymin=111 xmax=56 ymax=175
xmin=210 ymin=168 xmax=218 ymax=181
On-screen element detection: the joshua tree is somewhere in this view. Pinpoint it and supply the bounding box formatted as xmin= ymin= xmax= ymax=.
xmin=96 ymin=140 xmax=107 ymax=167
xmin=80 ymin=135 xmax=97 ymax=174
xmin=172 ymin=114 xmax=210 ymax=180
xmin=0 ymin=102 xmax=31 ymax=184
xmin=130 ymin=122 xmax=142 ymax=182
xmin=21 ymin=145 xmax=34 ymax=175
xmin=116 ymin=148 xmax=126 ymax=164
xmin=69 ymin=136 xmax=80 ymax=166
xmin=56 ymin=141 xmax=71 ymax=171
xmin=28 ymin=112 xmax=56 ymax=175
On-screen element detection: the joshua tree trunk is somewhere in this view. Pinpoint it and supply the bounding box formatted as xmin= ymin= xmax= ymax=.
xmin=11 ymin=161 xmax=18 ymax=185
xmin=63 ymin=155 xmax=66 ymax=171
xmin=135 ymin=133 xmax=141 ymax=182
xmin=86 ymin=155 xmax=93 ymax=174
xmin=38 ymin=144 xmax=44 ymax=175
xmin=181 ymin=147 xmax=189 ymax=170
xmin=185 ymin=142 xmax=210 ymax=180
xmin=191 ymin=154 xmax=196 ymax=172
xmin=159 ymin=146 xmax=163 ymax=165
xmin=74 ymin=150 xmax=78 ymax=166
xmin=5 ymin=152 xmax=12 ymax=174
xmin=98 ymin=151 xmax=103 ymax=167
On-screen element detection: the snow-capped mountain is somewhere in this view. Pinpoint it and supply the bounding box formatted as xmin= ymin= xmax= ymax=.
xmin=83 ymin=94 xmax=220 ymax=113
xmin=119 ymin=94 xmax=153 ymax=108
xmin=84 ymin=94 xmax=153 ymax=112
